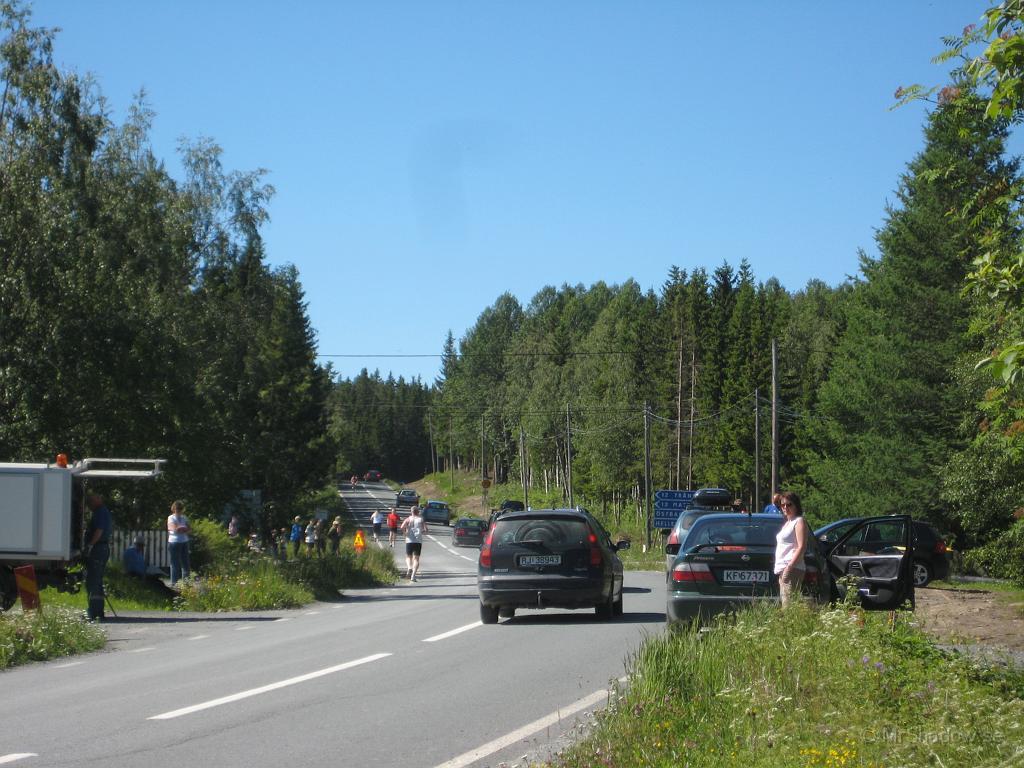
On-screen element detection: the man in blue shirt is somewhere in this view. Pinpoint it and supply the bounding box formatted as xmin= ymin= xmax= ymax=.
xmin=290 ymin=516 xmax=304 ymax=559
xmin=84 ymin=493 xmax=112 ymax=620
xmin=123 ymin=536 xmax=147 ymax=576
xmin=763 ymin=492 xmax=783 ymax=515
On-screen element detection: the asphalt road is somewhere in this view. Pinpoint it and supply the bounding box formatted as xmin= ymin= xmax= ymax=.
xmin=0 ymin=483 xmax=667 ymax=768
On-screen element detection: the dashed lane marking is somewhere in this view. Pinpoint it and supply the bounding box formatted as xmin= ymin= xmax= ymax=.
xmin=148 ymin=653 xmax=392 ymax=720
xmin=0 ymin=755 xmax=38 ymax=765
xmin=423 ymin=622 xmax=482 ymax=643
xmin=188 ymin=635 xmax=209 ymax=640
xmin=54 ymin=661 xmax=83 ymax=669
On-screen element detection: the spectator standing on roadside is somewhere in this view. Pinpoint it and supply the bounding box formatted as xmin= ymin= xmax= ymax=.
xmin=278 ymin=528 xmax=290 ymax=561
xmin=290 ymin=516 xmax=303 ymax=558
xmin=386 ymin=507 xmax=400 ymax=548
xmin=315 ymin=519 xmax=326 ymax=557
xmin=774 ymin=491 xmax=811 ymax=607
xmin=763 ymin=493 xmax=783 ymax=515
xmin=84 ymin=493 xmax=112 ymax=620
xmin=227 ymin=514 xmax=240 ymax=538
xmin=304 ymin=519 xmax=316 ymax=556
xmin=399 ymin=505 xmax=428 ymax=581
xmin=167 ymin=500 xmax=191 ymax=585
xmin=328 ymin=517 xmax=342 ymax=554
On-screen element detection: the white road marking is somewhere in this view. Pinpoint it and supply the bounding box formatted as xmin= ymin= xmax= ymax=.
xmin=274 ymin=618 xmax=292 ymax=623
xmin=423 ymin=622 xmax=482 ymax=643
xmin=188 ymin=634 xmax=210 ymax=640
xmin=235 ymin=626 xmax=253 ymax=631
xmin=0 ymin=755 xmax=37 ymax=765
xmin=303 ymin=611 xmax=320 ymax=616
xmin=54 ymin=661 xmax=83 ymax=669
xmin=148 ymin=653 xmax=392 ymax=720
xmin=432 ymin=685 xmax=617 ymax=768
xmin=129 ymin=647 xmax=156 ymax=653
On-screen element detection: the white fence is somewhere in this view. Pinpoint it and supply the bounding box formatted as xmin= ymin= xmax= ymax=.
xmin=110 ymin=529 xmax=170 ymax=571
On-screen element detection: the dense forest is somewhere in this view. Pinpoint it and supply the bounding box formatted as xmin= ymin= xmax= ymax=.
xmin=0 ymin=5 xmax=332 ymax=527
xmin=330 ymin=86 xmax=1024 ymax=557
xmin=3 ymin=3 xmax=1023 ymax=567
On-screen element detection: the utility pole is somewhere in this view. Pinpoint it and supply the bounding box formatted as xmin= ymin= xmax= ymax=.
xmin=520 ymin=425 xmax=529 ymax=510
xmin=771 ymin=338 xmax=779 ymax=496
xmin=675 ymin=342 xmax=683 ymax=489
xmin=480 ymin=413 xmax=485 ymax=480
xmin=754 ymin=387 xmax=761 ymax=513
xmin=566 ymin=403 xmax=573 ymax=508
xmin=449 ymin=414 xmax=455 ymax=492
xmin=427 ymin=412 xmax=437 ymax=475
xmin=643 ymin=402 xmax=653 ymax=552
xmin=687 ymin=351 xmax=696 ymax=490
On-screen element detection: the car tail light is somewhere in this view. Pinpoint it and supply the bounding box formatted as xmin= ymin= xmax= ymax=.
xmin=588 ymin=532 xmax=602 ymax=566
xmin=671 ymin=562 xmax=713 ymax=583
xmin=455 ymin=528 xmax=465 ymax=536
xmin=717 ymin=545 xmax=746 ymax=552
xmin=666 ymin=529 xmax=679 ymax=546
xmin=480 ymin=530 xmax=494 ymax=568
xmin=934 ymin=539 xmax=947 ymax=554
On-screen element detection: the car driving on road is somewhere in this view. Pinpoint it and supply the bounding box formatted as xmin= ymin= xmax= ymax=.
xmin=422 ymin=500 xmax=451 ymax=525
xmin=363 ymin=469 xmax=383 ymax=482
xmin=452 ymin=518 xmax=487 ymax=547
xmin=396 ymin=489 xmax=419 ymax=507
xmin=478 ymin=508 xmax=630 ymax=624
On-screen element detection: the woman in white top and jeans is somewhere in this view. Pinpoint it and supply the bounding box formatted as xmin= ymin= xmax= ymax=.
xmin=774 ymin=491 xmax=811 ymax=607
xmin=167 ymin=500 xmax=191 ymax=585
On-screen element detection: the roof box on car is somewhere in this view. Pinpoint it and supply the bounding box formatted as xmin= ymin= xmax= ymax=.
xmin=692 ymin=487 xmax=734 ymax=509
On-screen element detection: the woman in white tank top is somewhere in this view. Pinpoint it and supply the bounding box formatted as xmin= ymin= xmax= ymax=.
xmin=774 ymin=491 xmax=810 ymax=607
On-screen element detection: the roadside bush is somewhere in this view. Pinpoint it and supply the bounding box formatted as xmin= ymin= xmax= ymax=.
xmin=963 ymin=519 xmax=1024 ymax=587
xmin=279 ymin=543 xmax=397 ymax=599
xmin=175 ymin=560 xmax=312 ymax=611
xmin=0 ymin=606 xmax=105 ymax=669
xmin=188 ymin=517 xmax=248 ymax=575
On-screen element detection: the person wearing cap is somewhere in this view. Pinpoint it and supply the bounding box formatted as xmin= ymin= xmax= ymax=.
xmin=123 ymin=535 xmax=147 ymax=576
xmin=289 ymin=516 xmax=304 ymax=558
xmin=327 ymin=517 xmax=342 ymax=555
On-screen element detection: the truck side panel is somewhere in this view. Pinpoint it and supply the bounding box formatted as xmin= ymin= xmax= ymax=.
xmin=0 ymin=466 xmax=71 ymax=560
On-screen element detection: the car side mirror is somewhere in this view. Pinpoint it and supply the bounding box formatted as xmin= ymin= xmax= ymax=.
xmin=616 ymin=539 xmax=631 ymax=551
xmin=665 ymin=543 xmax=680 ymax=556
xmin=819 ymin=534 xmax=829 ymax=542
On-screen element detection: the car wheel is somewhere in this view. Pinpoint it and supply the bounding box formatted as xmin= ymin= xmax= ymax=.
xmin=912 ymin=560 xmax=932 ymax=588
xmin=595 ymin=592 xmax=614 ymax=620
xmin=613 ymin=591 xmax=623 ymax=616
xmin=480 ymin=602 xmax=499 ymax=624
xmin=498 ymin=606 xmax=515 ymax=619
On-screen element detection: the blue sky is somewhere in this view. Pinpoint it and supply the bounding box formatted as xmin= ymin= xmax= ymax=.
xmin=33 ymin=1 xmax=990 ymax=383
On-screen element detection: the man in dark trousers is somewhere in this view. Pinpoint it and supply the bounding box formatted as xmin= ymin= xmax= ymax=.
xmin=84 ymin=493 xmax=112 ymax=620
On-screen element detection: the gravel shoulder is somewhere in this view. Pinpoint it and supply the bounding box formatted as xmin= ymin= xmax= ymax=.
xmin=914 ymin=585 xmax=1024 ymax=666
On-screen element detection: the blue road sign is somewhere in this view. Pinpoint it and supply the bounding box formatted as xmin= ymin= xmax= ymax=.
xmin=653 ymin=489 xmax=696 ymax=529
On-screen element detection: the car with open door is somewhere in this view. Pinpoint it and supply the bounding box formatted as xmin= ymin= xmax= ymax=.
xmin=665 ymin=514 xmax=914 ymax=625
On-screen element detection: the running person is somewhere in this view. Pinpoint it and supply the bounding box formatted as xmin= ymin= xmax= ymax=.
xmin=386 ymin=507 xmax=400 ymax=548
xmin=399 ymin=506 xmax=428 ymax=581
xmin=370 ymin=508 xmax=385 ymax=543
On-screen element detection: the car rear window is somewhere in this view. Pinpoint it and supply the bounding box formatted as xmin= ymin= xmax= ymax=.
xmin=460 ymin=520 xmax=483 ymax=528
xmin=492 ymin=517 xmax=590 ymax=547
xmin=684 ymin=519 xmax=783 ymax=548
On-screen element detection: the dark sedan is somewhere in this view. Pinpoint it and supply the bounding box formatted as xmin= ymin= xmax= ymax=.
xmin=478 ymin=508 xmax=630 ymax=623
xmin=666 ymin=514 xmax=915 ymax=625
xmin=452 ymin=518 xmax=487 ymax=547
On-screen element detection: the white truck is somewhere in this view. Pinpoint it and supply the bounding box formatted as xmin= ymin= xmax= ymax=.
xmin=0 ymin=457 xmax=166 ymax=611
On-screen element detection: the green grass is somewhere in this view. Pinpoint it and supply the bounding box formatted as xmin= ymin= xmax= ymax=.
xmin=175 ymin=560 xmax=314 ymax=611
xmin=547 ymin=603 xmax=1024 ymax=768
xmin=0 ymin=606 xmax=106 ymax=669
xmin=40 ymin=565 xmax=176 ymax=611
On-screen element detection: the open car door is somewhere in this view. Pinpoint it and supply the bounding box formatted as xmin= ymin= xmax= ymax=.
xmin=826 ymin=515 xmax=914 ymax=610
